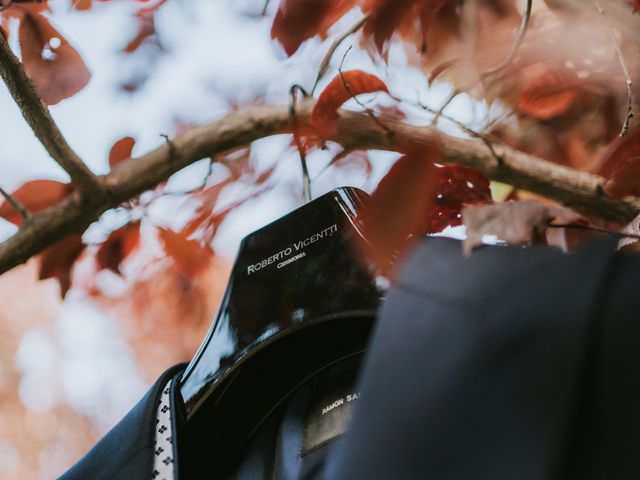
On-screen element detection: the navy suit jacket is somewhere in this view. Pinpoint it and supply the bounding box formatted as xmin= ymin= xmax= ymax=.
xmin=61 ymin=237 xmax=640 ymax=479
xmin=331 ymin=237 xmax=640 ymax=479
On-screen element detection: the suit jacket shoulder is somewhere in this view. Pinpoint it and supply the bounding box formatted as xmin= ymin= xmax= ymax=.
xmin=329 ymin=237 xmax=620 ymax=480
xmin=60 ymin=364 xmax=186 ymax=480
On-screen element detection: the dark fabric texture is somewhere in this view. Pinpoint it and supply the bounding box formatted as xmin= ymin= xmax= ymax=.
xmin=223 ymin=354 xmax=362 ymax=480
xmin=60 ymin=236 xmax=640 ymax=479
xmin=59 ymin=363 xmax=187 ymax=480
xmin=557 ymin=252 xmax=640 ymax=479
xmin=327 ymin=237 xmax=637 ymax=480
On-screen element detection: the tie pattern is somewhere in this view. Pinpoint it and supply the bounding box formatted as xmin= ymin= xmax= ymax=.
xmin=152 ymin=380 xmax=175 ymax=479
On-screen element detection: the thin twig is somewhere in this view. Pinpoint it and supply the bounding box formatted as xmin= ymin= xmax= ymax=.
xmin=0 ymin=34 xmax=103 ymax=197
xmin=261 ymin=0 xmax=271 ymax=16
xmin=416 ymin=98 xmax=504 ymax=165
xmin=592 ymin=0 xmax=633 ymax=136
xmin=289 ymin=84 xmax=312 ymax=202
xmin=158 ymin=158 xmax=215 ymax=197
xmin=312 ymin=15 xmax=369 ymax=95
xmin=480 ymin=0 xmax=532 ymax=80
xmin=549 ymin=222 xmax=640 ymax=240
xmin=483 ymin=109 xmax=515 ymax=133
xmin=160 ymin=133 xmax=177 ymax=160
xmin=431 ymin=89 xmax=460 ymax=126
xmin=338 ymin=46 xmax=394 ymax=138
xmin=0 ymin=185 xmax=29 ymax=220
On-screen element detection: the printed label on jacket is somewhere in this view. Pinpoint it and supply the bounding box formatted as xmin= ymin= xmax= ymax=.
xmin=301 ymin=362 xmax=360 ymax=455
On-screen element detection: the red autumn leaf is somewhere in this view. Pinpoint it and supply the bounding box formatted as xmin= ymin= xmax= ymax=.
xmin=517 ymin=72 xmax=580 ymax=120
xmin=0 ymin=180 xmax=73 ymax=226
xmin=428 ymin=59 xmax=458 ymax=86
xmin=311 ymin=70 xmax=389 ymax=126
xmin=109 ymin=136 xmax=136 ymax=168
xmin=6 ymin=3 xmax=51 ymax=16
xmin=135 ymin=0 xmax=167 ymax=17
xmin=18 ymin=11 xmax=91 ymax=105
xmin=194 ymin=178 xmax=235 ymax=205
xmin=634 ymin=0 xmax=640 ymax=12
xmin=358 ymin=147 xmax=442 ymax=272
xmin=96 ymin=222 xmax=141 ymax=274
xmin=361 ymin=0 xmax=415 ymax=56
xmin=271 ymin=0 xmax=357 ymax=56
xmin=597 ymin=128 xmax=640 ymax=179
xmin=361 ymin=0 xmax=450 ymax=57
xmin=181 ymin=180 xmax=233 ymax=240
xmin=217 ymin=147 xmax=253 ymax=181
xmin=423 ymin=164 xmax=492 ymax=233
xmin=39 ymin=234 xmax=85 ymax=297
xmin=254 ymin=165 xmax=277 ymax=185
xmin=603 ymin=156 xmax=640 ymax=198
xmin=183 ymin=183 xmax=268 ymax=243
xmin=123 ymin=15 xmax=157 ymax=53
xmin=158 ymin=228 xmax=213 ymax=276
xmin=72 ymin=0 xmax=93 ymax=10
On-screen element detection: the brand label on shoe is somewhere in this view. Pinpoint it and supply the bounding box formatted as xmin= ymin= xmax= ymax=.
xmin=246 ymin=223 xmax=339 ymax=275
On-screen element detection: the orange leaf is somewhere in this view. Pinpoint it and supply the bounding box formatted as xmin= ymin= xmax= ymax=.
xmin=517 ymin=72 xmax=580 ymax=120
xmin=109 ymin=136 xmax=136 ymax=168
xmin=428 ymin=59 xmax=458 ymax=86
xmin=0 ymin=180 xmax=72 ymax=226
xmin=96 ymin=222 xmax=141 ymax=274
xmin=311 ymin=70 xmax=388 ymax=126
xmin=18 ymin=11 xmax=91 ymax=105
xmin=362 ymin=0 xmax=416 ymax=56
xmin=158 ymin=228 xmax=213 ymax=276
xmin=135 ymin=0 xmax=168 ymax=17
xmin=39 ymin=234 xmax=85 ymax=298
xmin=13 ymin=3 xmax=52 ymax=15
xmin=357 ymin=147 xmax=442 ymax=273
xmin=271 ymin=0 xmax=357 ymax=56
xmin=183 ymin=182 xmax=266 ymax=243
xmin=123 ymin=15 xmax=156 ymax=53
xmin=73 ymin=0 xmax=93 ymax=10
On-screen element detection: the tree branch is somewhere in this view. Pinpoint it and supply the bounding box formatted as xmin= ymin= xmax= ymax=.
xmin=0 ymin=35 xmax=103 ymax=196
xmin=0 ymin=100 xmax=638 ymax=275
